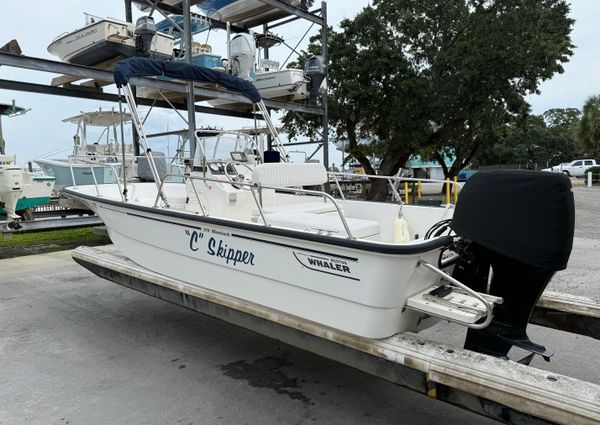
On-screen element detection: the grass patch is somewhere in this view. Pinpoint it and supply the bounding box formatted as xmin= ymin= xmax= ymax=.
xmin=0 ymin=227 xmax=110 ymax=259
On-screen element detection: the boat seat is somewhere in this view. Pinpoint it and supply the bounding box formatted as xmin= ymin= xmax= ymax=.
xmin=251 ymin=200 xmax=339 ymax=217
xmin=264 ymin=211 xmax=380 ymax=239
xmin=252 ymin=162 xmax=328 ymax=187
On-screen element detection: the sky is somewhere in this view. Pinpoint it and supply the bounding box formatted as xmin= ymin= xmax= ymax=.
xmin=0 ymin=0 xmax=599 ymax=166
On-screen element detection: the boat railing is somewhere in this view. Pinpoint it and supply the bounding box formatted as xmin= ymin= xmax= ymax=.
xmin=67 ymin=153 xmax=186 ymax=172
xmin=154 ymin=172 xmax=355 ymax=239
xmin=328 ymin=171 xmax=463 ymax=204
xmin=67 ymin=157 xmax=124 ymax=200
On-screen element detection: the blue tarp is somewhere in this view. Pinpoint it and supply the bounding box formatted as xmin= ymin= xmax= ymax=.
xmin=113 ymin=57 xmax=261 ymax=103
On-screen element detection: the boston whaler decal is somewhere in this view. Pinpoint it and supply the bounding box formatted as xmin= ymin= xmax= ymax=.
xmin=293 ymin=251 xmax=359 ymax=281
xmin=186 ymin=229 xmax=255 ymax=267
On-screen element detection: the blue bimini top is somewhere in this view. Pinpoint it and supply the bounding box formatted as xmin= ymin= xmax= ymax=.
xmin=113 ymin=57 xmax=261 ymax=103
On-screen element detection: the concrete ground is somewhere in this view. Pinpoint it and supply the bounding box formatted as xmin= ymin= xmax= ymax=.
xmin=1 ymin=186 xmax=599 ymax=425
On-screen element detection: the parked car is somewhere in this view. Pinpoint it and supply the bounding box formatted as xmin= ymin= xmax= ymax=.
xmin=542 ymin=159 xmax=597 ymax=177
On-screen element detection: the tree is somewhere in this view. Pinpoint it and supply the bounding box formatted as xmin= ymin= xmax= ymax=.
xmin=577 ymin=96 xmax=600 ymax=159
xmin=284 ymin=0 xmax=574 ymax=199
xmin=283 ymin=8 xmax=434 ymax=200
xmin=543 ymin=108 xmax=581 ymax=164
xmin=476 ymin=108 xmax=581 ymax=167
xmin=376 ymin=0 xmax=574 ymax=177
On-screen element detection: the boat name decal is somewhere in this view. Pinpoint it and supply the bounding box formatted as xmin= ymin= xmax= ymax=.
xmin=187 ymin=229 xmax=255 ymax=267
xmin=74 ymin=28 xmax=98 ymax=41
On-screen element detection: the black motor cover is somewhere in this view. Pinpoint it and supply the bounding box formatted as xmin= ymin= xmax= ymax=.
xmin=451 ymin=171 xmax=575 ymax=359
xmin=452 ymin=171 xmax=574 ymax=270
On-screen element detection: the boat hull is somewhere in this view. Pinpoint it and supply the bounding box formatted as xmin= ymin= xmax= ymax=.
xmin=67 ymin=183 xmax=449 ymax=338
xmin=48 ymin=19 xmax=173 ymax=66
xmin=209 ymin=69 xmax=307 ymax=110
xmin=199 ymin=0 xmax=307 ymax=27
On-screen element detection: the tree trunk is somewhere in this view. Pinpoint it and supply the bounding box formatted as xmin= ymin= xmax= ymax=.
xmin=365 ymin=148 xmax=411 ymax=201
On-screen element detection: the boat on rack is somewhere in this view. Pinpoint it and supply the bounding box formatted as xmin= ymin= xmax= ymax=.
xmin=208 ymin=33 xmax=309 ymax=110
xmin=47 ymin=13 xmax=175 ymax=67
xmin=155 ymin=15 xmax=210 ymax=40
xmin=0 ymin=102 xmax=55 ymax=229
xmin=66 ymin=58 xmax=575 ymax=361
xmin=198 ymin=0 xmax=313 ymax=28
xmin=35 ymin=109 xmax=134 ymax=198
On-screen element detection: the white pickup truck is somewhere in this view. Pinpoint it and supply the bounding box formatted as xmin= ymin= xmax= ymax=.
xmin=542 ymin=159 xmax=597 ymax=177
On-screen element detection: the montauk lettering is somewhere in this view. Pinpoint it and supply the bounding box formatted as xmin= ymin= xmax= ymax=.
xmin=307 ymin=257 xmax=350 ymax=273
xmin=207 ymin=237 xmax=255 ymax=266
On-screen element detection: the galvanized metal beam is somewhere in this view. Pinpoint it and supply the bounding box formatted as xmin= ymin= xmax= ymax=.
xmin=0 ymin=79 xmax=257 ymax=119
xmin=72 ymin=246 xmax=600 ymax=425
xmin=266 ymin=8 xmax=322 ymax=29
xmin=283 ymin=140 xmax=322 ymax=146
xmin=256 ymin=0 xmax=324 ymax=25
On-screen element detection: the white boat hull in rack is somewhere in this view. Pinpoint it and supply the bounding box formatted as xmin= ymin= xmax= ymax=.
xmin=48 ymin=17 xmax=174 ymax=66
xmin=209 ymin=69 xmax=307 ymax=109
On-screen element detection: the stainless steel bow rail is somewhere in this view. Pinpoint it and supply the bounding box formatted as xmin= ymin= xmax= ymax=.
xmin=72 ymin=245 xmax=600 ymax=425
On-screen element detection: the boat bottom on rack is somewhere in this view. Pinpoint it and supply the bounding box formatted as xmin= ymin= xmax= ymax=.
xmin=72 ymin=245 xmax=600 ymax=425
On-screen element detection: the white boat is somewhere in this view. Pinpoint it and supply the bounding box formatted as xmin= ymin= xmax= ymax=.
xmin=198 ymin=0 xmax=312 ymax=28
xmin=66 ymin=58 xmax=575 ymax=360
xmin=209 ymin=68 xmax=307 ymax=109
xmin=208 ymin=33 xmax=308 ymax=109
xmin=35 ymin=109 xmax=134 ymax=195
xmin=0 ymin=103 xmax=55 ymax=228
xmin=48 ymin=14 xmax=174 ymax=66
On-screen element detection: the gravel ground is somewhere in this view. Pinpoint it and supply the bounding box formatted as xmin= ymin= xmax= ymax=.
xmin=548 ymin=185 xmax=600 ymax=302
xmin=572 ymin=185 xmax=600 ymax=240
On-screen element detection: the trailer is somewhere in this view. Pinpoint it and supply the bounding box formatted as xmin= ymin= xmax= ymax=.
xmin=72 ymin=246 xmax=600 ymax=425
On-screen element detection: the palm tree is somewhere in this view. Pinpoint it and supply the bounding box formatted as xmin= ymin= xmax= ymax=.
xmin=577 ymin=95 xmax=600 ymax=158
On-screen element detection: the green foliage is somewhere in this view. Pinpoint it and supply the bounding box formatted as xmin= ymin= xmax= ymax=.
xmin=577 ymin=95 xmax=600 ymax=158
xmin=284 ymin=0 xmax=574 ymax=189
xmin=376 ymin=0 xmax=574 ymax=176
xmin=477 ymin=108 xmax=581 ymax=166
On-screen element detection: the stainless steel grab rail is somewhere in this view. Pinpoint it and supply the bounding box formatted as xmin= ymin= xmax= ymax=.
xmin=153 ymin=172 xmax=355 ymax=239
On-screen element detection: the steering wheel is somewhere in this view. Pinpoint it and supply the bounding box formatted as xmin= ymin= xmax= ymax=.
xmin=224 ymin=161 xmax=253 ymax=189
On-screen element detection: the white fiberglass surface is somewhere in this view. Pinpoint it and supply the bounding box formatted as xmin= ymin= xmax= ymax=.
xmin=70 ymin=183 xmax=187 ymax=206
xmin=340 ymin=200 xmax=454 ymax=243
xmin=71 ymin=182 xmax=452 ymax=246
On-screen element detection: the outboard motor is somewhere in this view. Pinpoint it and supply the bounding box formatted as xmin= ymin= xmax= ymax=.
xmin=304 ymin=55 xmax=326 ymax=106
xmin=0 ymin=165 xmax=24 ymax=221
xmin=451 ymin=171 xmax=574 ymax=360
xmin=135 ymin=16 xmax=157 ymax=57
xmin=229 ymin=33 xmax=256 ymax=81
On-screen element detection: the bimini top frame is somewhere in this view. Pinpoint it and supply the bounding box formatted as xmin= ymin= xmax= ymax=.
xmin=114 ymin=57 xmax=289 ymax=202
